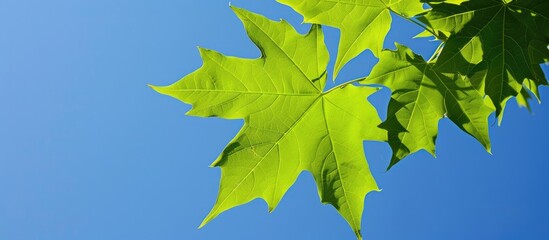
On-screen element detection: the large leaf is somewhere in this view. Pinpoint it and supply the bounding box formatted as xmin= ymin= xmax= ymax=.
xmin=151 ymin=7 xmax=386 ymax=239
xmin=277 ymin=0 xmax=426 ymax=79
xmin=363 ymin=44 xmax=493 ymax=168
xmin=419 ymin=0 xmax=549 ymax=121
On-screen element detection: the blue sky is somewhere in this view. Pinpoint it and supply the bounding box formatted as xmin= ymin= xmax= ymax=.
xmin=1 ymin=1 xmax=548 ymax=239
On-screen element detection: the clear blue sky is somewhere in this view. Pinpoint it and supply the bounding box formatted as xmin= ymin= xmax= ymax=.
xmin=1 ymin=1 xmax=548 ymax=239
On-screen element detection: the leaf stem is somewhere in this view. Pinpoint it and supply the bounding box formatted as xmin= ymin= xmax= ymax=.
xmin=388 ymin=8 xmax=442 ymax=41
xmin=324 ymin=76 xmax=367 ymax=94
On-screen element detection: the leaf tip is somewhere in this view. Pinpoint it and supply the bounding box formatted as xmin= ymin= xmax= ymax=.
xmin=486 ymin=146 xmax=493 ymax=155
xmin=332 ymin=63 xmax=342 ymax=82
xmin=497 ymin=114 xmax=504 ymax=126
xmin=210 ymin=154 xmax=223 ymax=167
xmin=386 ymin=156 xmax=400 ymax=171
xmin=148 ymin=84 xmax=171 ymax=96
xmin=229 ymin=4 xmax=243 ymax=14
xmin=199 ymin=210 xmax=218 ymax=229
xmin=198 ymin=214 xmax=213 ymax=229
xmin=197 ymin=220 xmax=208 ymax=229
xmin=148 ymin=84 xmax=162 ymax=93
xmin=197 ymin=46 xmax=214 ymax=57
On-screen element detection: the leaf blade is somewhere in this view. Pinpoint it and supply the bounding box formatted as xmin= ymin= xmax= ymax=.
xmin=152 ymin=7 xmax=386 ymax=239
xmin=364 ymin=44 xmax=493 ymax=167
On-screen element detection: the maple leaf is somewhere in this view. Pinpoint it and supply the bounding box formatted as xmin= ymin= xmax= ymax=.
xmin=362 ymin=43 xmax=493 ymax=168
xmin=277 ymin=0 xmax=426 ymax=79
xmin=419 ymin=0 xmax=549 ymax=122
xmin=151 ymin=7 xmax=386 ymax=239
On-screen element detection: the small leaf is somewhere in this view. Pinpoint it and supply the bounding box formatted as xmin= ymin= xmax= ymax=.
xmin=277 ymin=0 xmax=426 ymax=79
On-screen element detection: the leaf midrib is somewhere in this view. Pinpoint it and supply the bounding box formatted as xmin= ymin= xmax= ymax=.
xmin=321 ymin=97 xmax=359 ymax=232
xmin=167 ymin=88 xmax=320 ymax=96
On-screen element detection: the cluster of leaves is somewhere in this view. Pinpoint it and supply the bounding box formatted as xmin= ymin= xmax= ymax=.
xmin=152 ymin=0 xmax=548 ymax=239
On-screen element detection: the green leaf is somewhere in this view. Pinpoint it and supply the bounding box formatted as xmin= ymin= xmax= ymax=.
xmin=277 ymin=0 xmax=426 ymax=79
xmin=420 ymin=0 xmax=549 ymax=122
xmin=363 ymin=43 xmax=493 ymax=168
xmin=151 ymin=7 xmax=386 ymax=239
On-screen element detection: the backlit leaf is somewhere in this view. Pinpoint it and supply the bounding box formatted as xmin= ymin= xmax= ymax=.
xmin=152 ymin=7 xmax=386 ymax=239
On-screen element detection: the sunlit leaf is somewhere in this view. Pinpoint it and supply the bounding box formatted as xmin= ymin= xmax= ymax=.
xmin=152 ymin=7 xmax=385 ymax=239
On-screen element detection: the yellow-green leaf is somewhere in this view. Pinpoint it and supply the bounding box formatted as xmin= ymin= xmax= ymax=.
xmin=151 ymin=7 xmax=386 ymax=239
